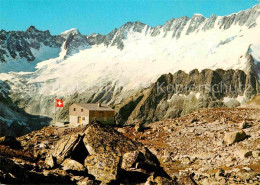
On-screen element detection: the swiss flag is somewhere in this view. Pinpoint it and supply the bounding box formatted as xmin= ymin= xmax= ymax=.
xmin=56 ymin=99 xmax=64 ymax=107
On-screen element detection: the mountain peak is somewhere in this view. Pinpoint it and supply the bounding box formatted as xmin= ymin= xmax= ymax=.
xmin=252 ymin=3 xmax=260 ymax=10
xmin=61 ymin=28 xmax=80 ymax=38
xmin=26 ymin=26 xmax=40 ymax=33
xmin=193 ymin=13 xmax=205 ymax=17
xmin=120 ymin=21 xmax=147 ymax=30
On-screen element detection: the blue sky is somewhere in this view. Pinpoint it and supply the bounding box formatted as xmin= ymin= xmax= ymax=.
xmin=0 ymin=0 xmax=259 ymax=35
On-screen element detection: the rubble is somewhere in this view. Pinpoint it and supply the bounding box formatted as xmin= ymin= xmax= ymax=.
xmin=123 ymin=108 xmax=260 ymax=184
xmin=0 ymin=108 xmax=260 ymax=184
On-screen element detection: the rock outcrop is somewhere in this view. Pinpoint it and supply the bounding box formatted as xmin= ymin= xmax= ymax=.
xmin=116 ymin=69 xmax=259 ymax=125
xmin=47 ymin=121 xmax=170 ymax=184
xmin=60 ymin=28 xmax=90 ymax=57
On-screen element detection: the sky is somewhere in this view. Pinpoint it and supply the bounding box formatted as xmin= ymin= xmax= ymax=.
xmin=0 ymin=0 xmax=260 ymax=35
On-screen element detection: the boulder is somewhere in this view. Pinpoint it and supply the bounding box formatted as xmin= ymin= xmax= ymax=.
xmin=224 ymin=130 xmax=247 ymax=145
xmin=50 ymin=121 xmax=169 ymax=184
xmin=84 ymin=153 xmax=120 ymax=184
xmin=215 ymin=169 xmax=225 ymax=179
xmin=145 ymin=175 xmax=177 ymax=185
xmin=44 ymin=155 xmax=56 ymax=169
xmin=239 ymin=121 xmax=249 ymax=129
xmin=135 ymin=122 xmax=144 ymax=132
xmin=0 ymin=156 xmax=73 ymax=184
xmin=235 ymin=149 xmax=252 ymax=159
xmin=62 ymin=158 xmax=85 ymax=171
xmin=117 ymin=128 xmax=126 ymax=134
xmin=121 ymin=149 xmax=161 ymax=174
xmin=52 ymin=134 xmax=88 ymax=164
xmin=77 ymin=177 xmax=94 ymax=185
xmin=83 ymin=121 xmax=143 ymax=156
xmin=121 ymin=151 xmax=140 ymax=170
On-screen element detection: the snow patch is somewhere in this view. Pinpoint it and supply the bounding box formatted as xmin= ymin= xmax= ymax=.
xmin=0 ymin=44 xmax=60 ymax=73
xmin=236 ymin=95 xmax=246 ymax=104
xmin=223 ymin=95 xmax=246 ymax=104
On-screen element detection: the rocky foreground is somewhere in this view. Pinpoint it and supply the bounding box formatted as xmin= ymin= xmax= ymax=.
xmin=123 ymin=108 xmax=260 ymax=184
xmin=0 ymin=108 xmax=260 ymax=184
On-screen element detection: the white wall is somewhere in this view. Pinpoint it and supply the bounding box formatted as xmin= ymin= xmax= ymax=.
xmin=70 ymin=115 xmax=89 ymax=125
xmin=69 ymin=115 xmax=78 ymax=124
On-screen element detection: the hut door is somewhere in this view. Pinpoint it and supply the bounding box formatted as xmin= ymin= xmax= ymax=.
xmin=78 ymin=117 xmax=82 ymax=124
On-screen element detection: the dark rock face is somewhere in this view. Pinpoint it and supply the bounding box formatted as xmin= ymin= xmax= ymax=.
xmin=0 ymin=136 xmax=22 ymax=149
xmin=202 ymin=14 xmax=217 ymax=31
xmin=61 ymin=29 xmax=90 ymax=57
xmin=186 ymin=14 xmax=206 ymax=35
xmin=0 ymin=157 xmax=73 ymax=184
xmin=168 ymin=16 xmax=189 ymax=39
xmin=116 ymin=69 xmax=259 ymax=124
xmin=100 ymin=21 xmax=147 ymax=50
xmin=85 ymin=33 xmax=106 ymax=45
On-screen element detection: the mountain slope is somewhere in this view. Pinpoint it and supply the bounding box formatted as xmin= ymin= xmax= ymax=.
xmin=0 ymin=4 xmax=260 ymax=124
xmin=0 ymin=80 xmax=51 ymax=136
xmin=115 ymin=69 xmax=259 ymax=125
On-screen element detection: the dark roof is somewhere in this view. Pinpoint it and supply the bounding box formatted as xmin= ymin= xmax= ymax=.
xmin=73 ymin=103 xmax=114 ymax=111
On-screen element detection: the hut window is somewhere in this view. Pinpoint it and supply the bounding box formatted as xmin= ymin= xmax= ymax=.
xmin=81 ymin=109 xmax=83 ymax=112
xmin=74 ymin=108 xmax=76 ymax=111
xmin=82 ymin=117 xmax=85 ymax=120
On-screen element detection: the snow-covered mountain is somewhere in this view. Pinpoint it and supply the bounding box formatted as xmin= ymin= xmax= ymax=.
xmin=0 ymin=4 xmax=260 ymax=125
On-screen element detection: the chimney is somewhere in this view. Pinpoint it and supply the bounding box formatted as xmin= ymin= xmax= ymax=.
xmin=98 ymin=103 xmax=101 ymax=107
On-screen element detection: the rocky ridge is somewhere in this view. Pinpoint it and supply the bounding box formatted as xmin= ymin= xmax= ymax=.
xmin=115 ymin=68 xmax=259 ymax=125
xmin=86 ymin=4 xmax=260 ymax=49
xmin=0 ymin=26 xmax=63 ymax=63
xmin=1 ymin=4 xmax=260 ymax=63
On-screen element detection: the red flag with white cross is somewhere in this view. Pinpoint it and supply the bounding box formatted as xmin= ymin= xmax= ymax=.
xmin=56 ymin=99 xmax=64 ymax=107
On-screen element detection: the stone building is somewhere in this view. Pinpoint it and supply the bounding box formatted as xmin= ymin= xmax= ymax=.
xmin=69 ymin=103 xmax=115 ymax=124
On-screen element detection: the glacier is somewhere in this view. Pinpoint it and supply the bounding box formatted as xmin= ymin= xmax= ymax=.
xmin=0 ymin=4 xmax=260 ymax=120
